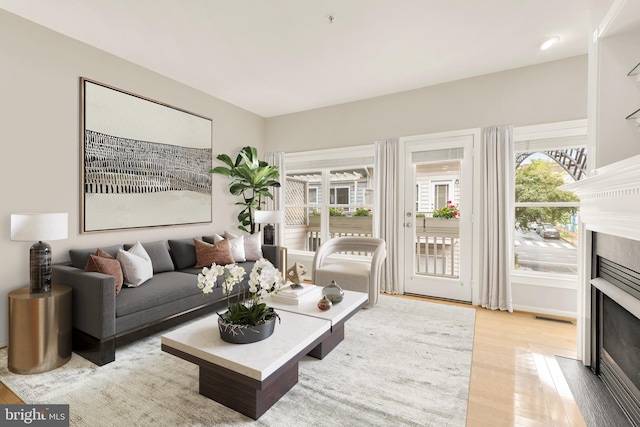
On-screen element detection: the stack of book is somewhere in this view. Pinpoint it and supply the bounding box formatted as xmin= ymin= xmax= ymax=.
xmin=270 ymin=283 xmax=320 ymax=305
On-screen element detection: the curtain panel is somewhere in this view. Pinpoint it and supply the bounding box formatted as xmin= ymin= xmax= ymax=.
xmin=480 ymin=125 xmax=514 ymax=312
xmin=374 ymin=139 xmax=402 ymax=294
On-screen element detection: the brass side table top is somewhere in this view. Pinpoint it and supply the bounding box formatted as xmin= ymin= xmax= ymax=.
xmin=8 ymin=284 xmax=72 ymax=374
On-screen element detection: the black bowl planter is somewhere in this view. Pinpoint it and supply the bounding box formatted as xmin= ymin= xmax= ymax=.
xmin=217 ymin=315 xmax=277 ymax=344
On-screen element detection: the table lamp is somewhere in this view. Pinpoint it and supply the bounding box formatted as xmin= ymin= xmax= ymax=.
xmin=11 ymin=213 xmax=68 ymax=294
xmin=254 ymin=210 xmax=284 ymax=245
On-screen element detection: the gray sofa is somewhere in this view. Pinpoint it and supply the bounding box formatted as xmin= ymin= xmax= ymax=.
xmin=51 ymin=236 xmax=280 ymax=366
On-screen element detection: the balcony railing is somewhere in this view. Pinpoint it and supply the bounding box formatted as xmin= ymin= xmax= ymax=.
xmin=284 ymin=215 xmax=460 ymax=279
xmin=415 ymin=218 xmax=460 ymax=278
xmin=307 ymin=216 xmax=373 ymax=251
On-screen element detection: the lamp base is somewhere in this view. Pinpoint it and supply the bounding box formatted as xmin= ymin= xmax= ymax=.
xmin=30 ymin=241 xmax=52 ymax=294
xmin=263 ymin=224 xmax=275 ymax=245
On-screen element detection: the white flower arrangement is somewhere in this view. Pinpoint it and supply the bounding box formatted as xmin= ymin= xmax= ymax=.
xmin=197 ymin=263 xmax=245 ymax=297
xmin=197 ymin=258 xmax=284 ymax=326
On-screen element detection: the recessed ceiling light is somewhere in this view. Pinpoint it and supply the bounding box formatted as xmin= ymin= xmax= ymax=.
xmin=539 ymin=36 xmax=560 ymax=51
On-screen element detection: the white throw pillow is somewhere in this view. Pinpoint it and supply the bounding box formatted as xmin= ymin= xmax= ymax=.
xmin=244 ymin=232 xmax=263 ymax=261
xmin=224 ymin=231 xmax=239 ymax=239
xmin=210 ymin=232 xmax=225 ymax=244
xmin=117 ymin=241 xmax=153 ymax=287
xmin=225 ymin=231 xmax=263 ymax=261
xmin=227 ymin=234 xmax=246 ymax=262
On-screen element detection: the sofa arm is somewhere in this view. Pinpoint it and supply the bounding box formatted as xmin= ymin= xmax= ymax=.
xmin=52 ymin=265 xmax=116 ymax=340
xmin=261 ymin=245 xmax=280 ymax=269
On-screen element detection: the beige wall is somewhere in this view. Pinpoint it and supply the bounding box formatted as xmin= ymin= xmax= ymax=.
xmin=0 ymin=9 xmax=591 ymax=346
xmin=0 ymin=10 xmax=265 ymax=346
xmin=265 ymin=55 xmax=588 ymax=151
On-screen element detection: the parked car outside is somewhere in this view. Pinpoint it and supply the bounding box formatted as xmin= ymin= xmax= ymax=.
xmin=535 ymin=222 xmax=547 ymax=235
xmin=540 ymin=223 xmax=560 ymax=239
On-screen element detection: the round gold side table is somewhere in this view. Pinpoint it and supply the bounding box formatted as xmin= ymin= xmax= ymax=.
xmin=8 ymin=284 xmax=72 ymax=374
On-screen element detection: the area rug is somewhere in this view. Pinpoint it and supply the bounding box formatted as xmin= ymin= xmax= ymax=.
xmin=0 ymin=295 xmax=475 ymax=427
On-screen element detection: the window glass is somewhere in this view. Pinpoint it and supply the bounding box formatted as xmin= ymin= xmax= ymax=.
xmin=308 ymin=187 xmax=318 ymax=204
xmin=434 ymin=184 xmax=450 ymax=211
xmin=284 ymin=161 xmax=374 ymax=253
xmin=514 ymin=151 xmax=583 ymax=275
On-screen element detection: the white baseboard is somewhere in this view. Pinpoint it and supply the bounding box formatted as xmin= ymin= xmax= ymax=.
xmin=512 ymin=304 xmax=576 ymax=318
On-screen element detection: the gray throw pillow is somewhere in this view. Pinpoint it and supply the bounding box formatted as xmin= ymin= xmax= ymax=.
xmin=168 ymin=238 xmax=197 ymax=270
xmin=124 ymin=240 xmax=175 ymax=274
xmin=69 ymin=245 xmax=123 ymax=269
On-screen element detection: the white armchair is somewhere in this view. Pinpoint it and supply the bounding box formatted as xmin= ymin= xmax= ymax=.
xmin=312 ymin=237 xmax=386 ymax=308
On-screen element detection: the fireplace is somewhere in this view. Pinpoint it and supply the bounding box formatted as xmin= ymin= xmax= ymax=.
xmin=560 ymin=154 xmax=640 ymax=426
xmin=591 ymin=237 xmax=640 ymax=425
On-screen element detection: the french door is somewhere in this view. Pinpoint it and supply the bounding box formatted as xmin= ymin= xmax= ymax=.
xmin=400 ymin=132 xmax=474 ymax=302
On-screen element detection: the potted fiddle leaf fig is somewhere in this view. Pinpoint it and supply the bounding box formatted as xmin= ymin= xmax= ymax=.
xmin=210 ymin=146 xmax=281 ymax=234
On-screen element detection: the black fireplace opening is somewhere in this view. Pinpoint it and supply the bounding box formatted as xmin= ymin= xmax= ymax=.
xmin=592 ymin=256 xmax=640 ymax=426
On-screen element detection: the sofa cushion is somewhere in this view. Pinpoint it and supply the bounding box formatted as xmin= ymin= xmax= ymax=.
xmin=203 ymin=231 xmax=263 ymax=261
xmin=227 ymin=231 xmax=263 ymax=261
xmin=205 ymin=233 xmax=225 ymax=243
xmin=227 ymin=234 xmax=246 ymax=262
xmin=243 ymin=232 xmax=263 ymax=261
xmin=85 ymin=249 xmax=124 ymax=296
xmin=194 ymin=238 xmax=234 ymax=268
xmin=69 ymin=245 xmax=123 ymax=269
xmin=168 ymin=238 xmax=197 ymax=270
xmin=116 ymin=272 xmax=202 ymax=318
xmin=124 ymin=241 xmax=175 ymax=274
xmin=117 ymin=242 xmax=153 ymax=287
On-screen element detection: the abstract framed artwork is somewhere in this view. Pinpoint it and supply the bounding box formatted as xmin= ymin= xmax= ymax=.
xmin=80 ymin=78 xmax=213 ymax=233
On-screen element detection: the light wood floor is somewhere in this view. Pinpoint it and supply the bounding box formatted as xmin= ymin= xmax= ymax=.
xmin=0 ymin=296 xmax=587 ymax=426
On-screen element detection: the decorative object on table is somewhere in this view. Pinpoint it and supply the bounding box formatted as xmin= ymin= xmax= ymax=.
xmin=80 ymin=78 xmax=212 ymax=233
xmin=10 ymin=213 xmax=68 ymax=294
xmin=286 ymin=262 xmax=307 ymax=285
xmin=270 ymin=283 xmax=318 ymax=305
xmin=197 ymin=258 xmax=284 ymax=344
xmin=317 ymin=295 xmax=332 ymax=311
xmin=254 ymin=210 xmax=284 ymax=245
xmin=322 ymin=280 xmax=344 ymax=304
xmin=210 ymin=146 xmax=281 ymax=234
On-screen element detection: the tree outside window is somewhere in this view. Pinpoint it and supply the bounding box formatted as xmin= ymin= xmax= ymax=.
xmin=513 ymin=152 xmax=582 ymax=275
xmin=515 ymin=159 xmax=579 ymax=230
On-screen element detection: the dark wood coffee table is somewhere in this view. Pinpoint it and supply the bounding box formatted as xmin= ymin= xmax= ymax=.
xmin=161 ymin=310 xmax=330 ymax=420
xmin=161 ymin=289 xmax=367 ymax=420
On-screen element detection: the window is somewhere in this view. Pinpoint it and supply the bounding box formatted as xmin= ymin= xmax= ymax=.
xmin=330 ymin=187 xmax=350 ymax=205
xmin=434 ymin=184 xmax=449 ymax=210
xmin=432 ymin=182 xmax=453 ymax=211
xmin=308 ymin=187 xmax=318 ymax=204
xmin=513 ymin=121 xmax=586 ymax=277
xmin=284 ymin=146 xmax=374 ymax=253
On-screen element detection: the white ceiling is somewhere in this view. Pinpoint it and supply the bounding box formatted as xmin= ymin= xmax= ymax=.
xmin=0 ymin=0 xmax=590 ymax=117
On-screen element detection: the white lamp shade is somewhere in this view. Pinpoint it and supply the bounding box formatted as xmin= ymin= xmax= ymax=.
xmin=11 ymin=213 xmax=68 ymax=242
xmin=254 ymin=210 xmax=284 ymax=224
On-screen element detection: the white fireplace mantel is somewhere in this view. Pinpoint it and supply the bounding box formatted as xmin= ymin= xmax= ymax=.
xmin=561 ymin=153 xmax=640 ymax=364
xmin=562 ymin=153 xmax=640 ymax=242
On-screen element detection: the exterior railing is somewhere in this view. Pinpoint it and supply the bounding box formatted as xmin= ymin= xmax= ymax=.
xmin=415 ymin=218 xmax=460 ymax=278
xmin=284 ymin=216 xmax=460 ymax=278
xmin=307 ymin=216 xmax=373 ymax=252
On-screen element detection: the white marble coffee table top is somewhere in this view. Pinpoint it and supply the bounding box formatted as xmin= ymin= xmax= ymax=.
xmin=161 ymin=310 xmax=330 ymax=381
xmin=267 ymin=285 xmax=368 ymax=325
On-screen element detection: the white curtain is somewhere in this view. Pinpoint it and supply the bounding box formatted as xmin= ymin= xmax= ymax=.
xmin=374 ymin=139 xmax=401 ymax=294
xmin=480 ymin=125 xmax=514 ymax=312
xmin=264 ymin=152 xmax=286 ymax=246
